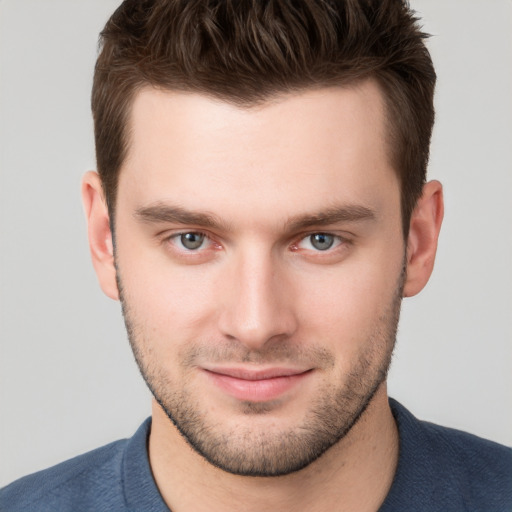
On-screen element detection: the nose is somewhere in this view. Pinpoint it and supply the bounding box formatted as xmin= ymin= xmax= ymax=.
xmin=217 ymin=248 xmax=298 ymax=350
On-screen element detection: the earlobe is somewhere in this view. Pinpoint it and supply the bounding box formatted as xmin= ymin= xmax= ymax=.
xmin=403 ymin=180 xmax=444 ymax=297
xmin=81 ymin=171 xmax=119 ymax=300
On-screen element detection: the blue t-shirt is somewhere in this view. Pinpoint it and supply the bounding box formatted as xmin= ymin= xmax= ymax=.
xmin=1 ymin=399 xmax=511 ymax=511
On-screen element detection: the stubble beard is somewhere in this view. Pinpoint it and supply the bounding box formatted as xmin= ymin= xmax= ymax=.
xmin=117 ymin=266 xmax=404 ymax=477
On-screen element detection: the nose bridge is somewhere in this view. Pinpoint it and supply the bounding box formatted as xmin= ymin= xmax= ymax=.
xmin=218 ymin=243 xmax=296 ymax=348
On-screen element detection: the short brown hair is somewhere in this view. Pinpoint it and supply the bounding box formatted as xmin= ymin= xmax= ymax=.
xmin=92 ymin=0 xmax=436 ymax=236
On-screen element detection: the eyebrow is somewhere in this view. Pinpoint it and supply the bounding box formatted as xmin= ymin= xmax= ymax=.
xmin=135 ymin=203 xmax=231 ymax=231
xmin=286 ymin=205 xmax=376 ymax=232
xmin=134 ymin=202 xmax=376 ymax=232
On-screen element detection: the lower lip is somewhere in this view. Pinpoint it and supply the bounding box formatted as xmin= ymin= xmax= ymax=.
xmin=204 ymin=370 xmax=311 ymax=402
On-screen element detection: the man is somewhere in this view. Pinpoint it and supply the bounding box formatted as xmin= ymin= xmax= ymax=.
xmin=1 ymin=0 xmax=511 ymax=510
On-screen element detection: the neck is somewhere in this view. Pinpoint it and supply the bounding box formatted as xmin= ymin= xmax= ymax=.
xmin=149 ymin=385 xmax=398 ymax=512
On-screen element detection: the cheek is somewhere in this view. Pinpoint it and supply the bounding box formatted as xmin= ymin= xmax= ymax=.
xmin=117 ymin=248 xmax=221 ymax=343
xmin=294 ymin=254 xmax=403 ymax=350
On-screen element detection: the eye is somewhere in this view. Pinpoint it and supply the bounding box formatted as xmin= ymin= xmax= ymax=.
xmin=309 ymin=233 xmax=335 ymax=251
xmin=176 ymin=232 xmax=207 ymax=250
xmin=296 ymin=233 xmax=342 ymax=251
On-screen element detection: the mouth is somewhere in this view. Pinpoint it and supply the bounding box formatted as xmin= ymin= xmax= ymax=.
xmin=202 ymin=366 xmax=313 ymax=402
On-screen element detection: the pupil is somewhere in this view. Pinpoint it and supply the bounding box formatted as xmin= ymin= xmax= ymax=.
xmin=311 ymin=233 xmax=334 ymax=250
xmin=181 ymin=233 xmax=204 ymax=250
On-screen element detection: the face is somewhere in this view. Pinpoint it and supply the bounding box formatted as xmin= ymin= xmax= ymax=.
xmin=113 ymin=81 xmax=406 ymax=476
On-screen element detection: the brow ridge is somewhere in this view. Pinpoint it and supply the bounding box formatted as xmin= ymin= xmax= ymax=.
xmin=286 ymin=205 xmax=376 ymax=232
xmin=135 ymin=203 xmax=228 ymax=230
xmin=134 ymin=202 xmax=376 ymax=232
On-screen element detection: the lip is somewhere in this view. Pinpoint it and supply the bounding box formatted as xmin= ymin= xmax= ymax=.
xmin=202 ymin=366 xmax=313 ymax=402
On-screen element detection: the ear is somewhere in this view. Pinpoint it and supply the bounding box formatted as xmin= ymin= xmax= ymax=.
xmin=403 ymin=180 xmax=444 ymax=297
xmin=81 ymin=171 xmax=119 ymax=300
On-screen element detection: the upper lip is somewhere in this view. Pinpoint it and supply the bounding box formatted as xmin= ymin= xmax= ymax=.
xmin=203 ymin=366 xmax=312 ymax=381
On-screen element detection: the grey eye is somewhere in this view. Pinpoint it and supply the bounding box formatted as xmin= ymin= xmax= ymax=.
xmin=310 ymin=233 xmax=334 ymax=251
xmin=180 ymin=233 xmax=205 ymax=250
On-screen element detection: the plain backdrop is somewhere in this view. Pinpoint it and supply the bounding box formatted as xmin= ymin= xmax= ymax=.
xmin=1 ymin=0 xmax=511 ymax=487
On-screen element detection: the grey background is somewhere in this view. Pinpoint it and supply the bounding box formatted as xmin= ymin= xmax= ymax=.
xmin=1 ymin=0 xmax=511 ymax=486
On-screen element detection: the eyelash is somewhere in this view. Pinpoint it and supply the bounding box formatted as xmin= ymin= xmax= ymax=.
xmin=291 ymin=233 xmax=345 ymax=252
xmin=166 ymin=232 xmax=219 ymax=252
xmin=164 ymin=231 xmax=349 ymax=254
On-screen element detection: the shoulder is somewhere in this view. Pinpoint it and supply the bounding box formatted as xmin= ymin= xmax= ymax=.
xmin=420 ymin=416 xmax=512 ymax=504
xmin=1 ymin=418 xmax=169 ymax=512
xmin=383 ymin=399 xmax=512 ymax=511
xmin=420 ymin=413 xmax=512 ymax=473
xmin=0 ymin=438 xmax=129 ymax=512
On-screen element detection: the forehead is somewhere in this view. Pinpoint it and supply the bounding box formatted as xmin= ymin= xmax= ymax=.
xmin=119 ymin=81 xmax=399 ymax=225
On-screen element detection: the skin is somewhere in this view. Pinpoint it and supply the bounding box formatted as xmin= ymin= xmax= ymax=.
xmin=82 ymin=79 xmax=443 ymax=511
